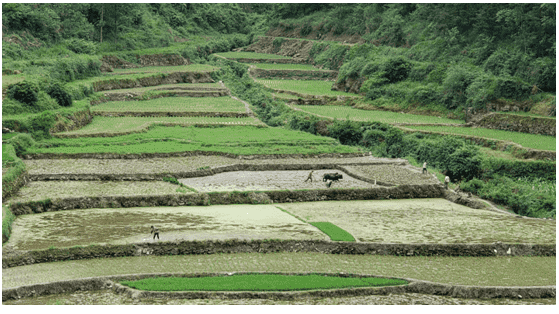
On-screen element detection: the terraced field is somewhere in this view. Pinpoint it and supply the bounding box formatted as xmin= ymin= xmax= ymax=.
xmin=256 ymin=79 xmax=352 ymax=96
xmin=215 ymin=52 xmax=293 ymax=59
xmin=106 ymin=64 xmax=220 ymax=75
xmin=404 ymin=125 xmax=556 ymax=151
xmin=52 ymin=116 xmax=265 ymax=137
xmin=3 ymin=60 xmax=555 ymax=306
xmin=293 ymin=104 xmax=464 ymax=124
xmin=92 ymin=97 xmax=247 ymax=113
xmin=249 ymin=63 xmax=327 ymax=70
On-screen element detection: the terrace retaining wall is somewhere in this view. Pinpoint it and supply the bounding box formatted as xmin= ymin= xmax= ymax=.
xmin=137 ymin=54 xmax=189 ymax=67
xmin=92 ymin=72 xmax=215 ymax=92
xmin=1 ymin=170 xmax=29 ymax=203
xmin=8 ymin=184 xmax=443 ymax=215
xmin=3 ymin=272 xmax=555 ymax=301
xmin=49 ymin=108 xmax=94 ymax=134
xmin=396 ymin=126 xmax=556 ymax=161
xmin=91 ymin=112 xmax=249 ymax=118
xmin=23 ymin=151 xmax=370 ymax=160
xmin=472 ymin=112 xmax=556 ymax=136
xmin=225 ymin=58 xmax=305 ymax=64
xmin=2 ymin=240 xmax=555 ymax=269
xmin=92 ymin=90 xmax=229 ymax=103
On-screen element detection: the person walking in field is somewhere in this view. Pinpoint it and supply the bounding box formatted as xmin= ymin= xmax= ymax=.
xmin=151 ymin=225 xmax=160 ymax=240
xmin=444 ymin=176 xmax=450 ymax=190
xmin=422 ymin=162 xmax=427 ymax=174
xmin=304 ymin=170 xmax=315 ymax=182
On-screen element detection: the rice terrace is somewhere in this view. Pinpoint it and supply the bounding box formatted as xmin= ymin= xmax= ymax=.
xmin=1 ymin=3 xmax=556 ymax=305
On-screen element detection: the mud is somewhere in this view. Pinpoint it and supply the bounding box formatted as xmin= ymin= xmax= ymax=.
xmin=4 ymin=205 xmax=326 ymax=251
xmin=279 ymin=199 xmax=556 ymax=245
xmin=177 ymin=169 xmax=371 ymax=192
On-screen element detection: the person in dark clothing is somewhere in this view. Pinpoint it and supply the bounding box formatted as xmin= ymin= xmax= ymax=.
xmin=151 ymin=225 xmax=160 ymax=240
xmin=304 ymin=170 xmax=315 ymax=182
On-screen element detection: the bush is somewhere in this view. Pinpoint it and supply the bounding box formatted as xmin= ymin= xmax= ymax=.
xmin=7 ymin=81 xmax=39 ymax=106
xmin=50 ymin=55 xmax=102 ymax=82
xmin=444 ymin=145 xmax=482 ymax=182
xmin=480 ymin=157 xmax=555 ymax=181
xmin=300 ymin=22 xmax=313 ymax=36
xmin=64 ymin=38 xmax=98 ymax=54
xmin=361 ymin=129 xmax=385 ymax=147
xmin=46 ymin=82 xmax=73 ymax=107
xmin=7 ymin=133 xmax=36 ymax=155
xmin=327 ymin=119 xmax=362 ymax=145
xmin=408 ymin=62 xmax=435 ymax=82
xmin=28 ymin=111 xmax=57 ymax=140
xmin=441 ymin=64 xmax=478 ymax=109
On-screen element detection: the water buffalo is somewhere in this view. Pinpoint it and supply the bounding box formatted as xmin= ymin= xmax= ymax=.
xmin=323 ymin=172 xmax=343 ymax=182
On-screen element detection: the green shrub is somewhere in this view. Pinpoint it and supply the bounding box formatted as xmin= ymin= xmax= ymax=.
xmin=480 ymin=157 xmax=555 ymax=181
xmin=272 ymin=37 xmax=284 ymax=50
xmin=64 ymin=38 xmax=98 ymax=54
xmin=46 ymin=82 xmax=73 ymax=107
xmin=6 ymin=133 xmax=36 ymax=155
xmin=300 ymin=22 xmax=313 ymax=36
xmin=163 ymin=177 xmax=181 ymax=185
xmin=7 ymin=81 xmax=39 ymax=106
xmin=327 ymin=119 xmax=362 ymax=145
xmin=361 ymin=129 xmax=385 ymax=147
xmin=426 ymin=64 xmax=447 ymax=84
xmin=441 ymin=64 xmax=477 ymax=109
xmin=28 ymin=111 xmax=56 ymax=140
xmin=461 ymin=175 xmax=555 ymax=218
xmin=444 ymin=145 xmax=482 ymax=182
xmin=2 ymin=205 xmax=16 ymax=244
xmin=50 ymin=55 xmax=102 ymax=82
xmin=408 ymin=62 xmax=435 ymax=82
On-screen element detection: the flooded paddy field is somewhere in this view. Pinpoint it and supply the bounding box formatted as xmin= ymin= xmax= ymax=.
xmin=4 ymin=205 xmax=326 ymax=250
xmin=279 ymin=199 xmax=556 ymax=244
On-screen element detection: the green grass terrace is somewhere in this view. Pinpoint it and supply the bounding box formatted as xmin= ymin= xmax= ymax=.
xmin=53 ymin=116 xmax=264 ymax=136
xmin=105 ymin=64 xmax=220 ymax=75
xmin=249 ymin=63 xmax=328 ymax=71
xmin=214 ymin=52 xmax=292 ymax=59
xmin=256 ymin=79 xmax=353 ymax=97
xmin=91 ymin=97 xmax=246 ymax=113
xmin=28 ymin=125 xmax=360 ymax=155
xmin=404 ymin=125 xmax=556 ymax=151
xmin=294 ymin=105 xmax=464 ymax=124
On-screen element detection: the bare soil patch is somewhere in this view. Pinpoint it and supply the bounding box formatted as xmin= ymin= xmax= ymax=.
xmin=5 ymin=205 xmax=326 ymax=250
xmin=23 ymin=156 xmax=405 ymax=176
xmin=178 ymin=170 xmax=372 ymax=192
xmin=7 ymin=181 xmax=194 ymax=204
xmin=279 ymin=199 xmax=556 ymax=244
